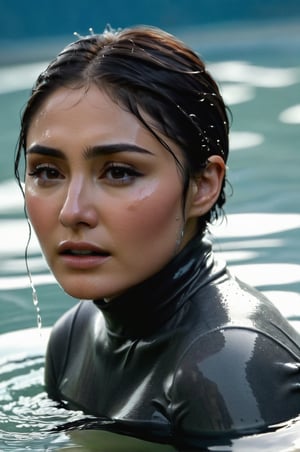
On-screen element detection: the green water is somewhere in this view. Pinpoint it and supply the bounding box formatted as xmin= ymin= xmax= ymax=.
xmin=0 ymin=19 xmax=300 ymax=451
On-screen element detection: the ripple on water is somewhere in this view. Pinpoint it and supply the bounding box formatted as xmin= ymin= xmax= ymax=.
xmin=2 ymin=329 xmax=300 ymax=450
xmin=0 ymin=329 xmax=71 ymax=449
xmin=0 ymin=348 xmax=93 ymax=450
xmin=0 ymin=353 xmax=72 ymax=450
xmin=2 ymin=353 xmax=300 ymax=451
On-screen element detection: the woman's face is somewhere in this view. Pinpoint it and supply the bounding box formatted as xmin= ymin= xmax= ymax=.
xmin=25 ymin=86 xmax=198 ymax=300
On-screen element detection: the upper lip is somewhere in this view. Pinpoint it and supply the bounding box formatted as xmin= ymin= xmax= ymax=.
xmin=58 ymin=241 xmax=110 ymax=256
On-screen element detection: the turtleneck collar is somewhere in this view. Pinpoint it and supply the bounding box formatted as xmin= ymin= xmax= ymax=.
xmin=93 ymin=237 xmax=220 ymax=339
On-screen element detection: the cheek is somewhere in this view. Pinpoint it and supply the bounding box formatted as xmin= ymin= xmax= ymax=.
xmin=25 ymin=191 xmax=53 ymax=240
xmin=116 ymin=184 xmax=182 ymax=240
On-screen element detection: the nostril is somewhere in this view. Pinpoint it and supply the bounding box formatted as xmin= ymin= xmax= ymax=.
xmin=59 ymin=204 xmax=98 ymax=229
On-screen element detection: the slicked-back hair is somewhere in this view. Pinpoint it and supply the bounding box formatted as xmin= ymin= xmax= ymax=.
xmin=16 ymin=25 xmax=230 ymax=234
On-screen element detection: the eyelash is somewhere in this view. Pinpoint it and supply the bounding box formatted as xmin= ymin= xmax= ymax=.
xmin=27 ymin=162 xmax=143 ymax=185
xmin=28 ymin=164 xmax=61 ymax=181
xmin=104 ymin=163 xmax=143 ymax=184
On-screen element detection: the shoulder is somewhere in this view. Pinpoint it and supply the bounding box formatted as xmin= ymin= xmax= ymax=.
xmin=44 ymin=301 xmax=98 ymax=398
xmin=194 ymin=266 xmax=298 ymax=334
xmin=169 ymin=326 xmax=300 ymax=437
xmin=47 ymin=301 xmax=84 ymax=352
xmin=48 ymin=300 xmax=99 ymax=345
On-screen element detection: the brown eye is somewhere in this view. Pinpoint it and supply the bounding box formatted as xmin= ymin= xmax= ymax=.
xmin=103 ymin=163 xmax=142 ymax=185
xmin=28 ymin=164 xmax=63 ymax=185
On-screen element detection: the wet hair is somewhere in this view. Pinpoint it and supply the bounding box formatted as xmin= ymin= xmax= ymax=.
xmin=15 ymin=25 xmax=230 ymax=234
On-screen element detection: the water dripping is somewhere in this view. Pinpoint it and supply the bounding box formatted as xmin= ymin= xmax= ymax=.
xmin=33 ymin=286 xmax=42 ymax=330
xmin=25 ymin=220 xmax=43 ymax=331
xmin=28 ymin=270 xmax=42 ymax=331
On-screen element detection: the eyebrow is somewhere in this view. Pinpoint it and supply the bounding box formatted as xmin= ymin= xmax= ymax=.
xmin=26 ymin=143 xmax=154 ymax=159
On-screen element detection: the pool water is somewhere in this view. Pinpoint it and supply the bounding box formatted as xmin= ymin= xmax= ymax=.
xmin=0 ymin=18 xmax=300 ymax=450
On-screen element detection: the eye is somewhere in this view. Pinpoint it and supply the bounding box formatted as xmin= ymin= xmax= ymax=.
xmin=103 ymin=163 xmax=142 ymax=185
xmin=27 ymin=164 xmax=63 ymax=185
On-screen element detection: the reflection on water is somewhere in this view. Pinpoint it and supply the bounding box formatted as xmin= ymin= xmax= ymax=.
xmin=2 ymin=329 xmax=300 ymax=451
xmin=229 ymin=131 xmax=264 ymax=150
xmin=0 ymin=62 xmax=48 ymax=95
xmin=279 ymin=104 xmax=300 ymax=124
xmin=209 ymin=61 xmax=300 ymax=87
xmin=0 ymin=19 xmax=300 ymax=451
xmin=0 ymin=355 xmax=86 ymax=451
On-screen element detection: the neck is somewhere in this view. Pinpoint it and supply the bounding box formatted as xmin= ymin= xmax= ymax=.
xmin=93 ymin=236 xmax=215 ymax=339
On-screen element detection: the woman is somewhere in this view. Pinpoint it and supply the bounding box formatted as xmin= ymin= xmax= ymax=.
xmin=15 ymin=26 xmax=300 ymax=448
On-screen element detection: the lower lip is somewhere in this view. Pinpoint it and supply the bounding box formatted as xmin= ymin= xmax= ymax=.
xmin=59 ymin=254 xmax=111 ymax=270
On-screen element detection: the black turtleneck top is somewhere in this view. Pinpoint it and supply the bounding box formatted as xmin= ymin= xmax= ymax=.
xmin=45 ymin=238 xmax=300 ymax=448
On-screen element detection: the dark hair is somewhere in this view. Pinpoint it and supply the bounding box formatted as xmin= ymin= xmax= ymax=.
xmin=15 ymin=25 xmax=230 ymax=234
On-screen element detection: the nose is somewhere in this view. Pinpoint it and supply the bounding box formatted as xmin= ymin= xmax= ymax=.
xmin=59 ymin=177 xmax=98 ymax=229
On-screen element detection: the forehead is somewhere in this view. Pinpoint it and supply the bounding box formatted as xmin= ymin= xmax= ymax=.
xmin=26 ymin=85 xmax=184 ymax=163
xmin=28 ymin=85 xmax=148 ymax=141
xmin=31 ymin=85 xmax=124 ymax=121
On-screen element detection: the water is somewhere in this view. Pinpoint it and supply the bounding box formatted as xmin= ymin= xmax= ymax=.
xmin=0 ymin=19 xmax=300 ymax=450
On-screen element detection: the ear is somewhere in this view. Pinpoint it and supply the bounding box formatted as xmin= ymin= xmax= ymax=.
xmin=186 ymin=155 xmax=226 ymax=219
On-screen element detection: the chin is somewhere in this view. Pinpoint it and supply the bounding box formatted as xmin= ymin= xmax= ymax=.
xmin=60 ymin=282 xmax=120 ymax=302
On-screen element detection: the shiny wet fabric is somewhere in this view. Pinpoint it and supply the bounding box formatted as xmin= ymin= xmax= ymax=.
xmin=45 ymin=237 xmax=300 ymax=448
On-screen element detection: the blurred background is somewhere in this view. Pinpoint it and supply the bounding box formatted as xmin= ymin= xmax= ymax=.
xmin=1 ymin=0 xmax=300 ymax=63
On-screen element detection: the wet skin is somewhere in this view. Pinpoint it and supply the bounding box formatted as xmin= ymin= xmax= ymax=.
xmin=25 ymin=86 xmax=212 ymax=301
